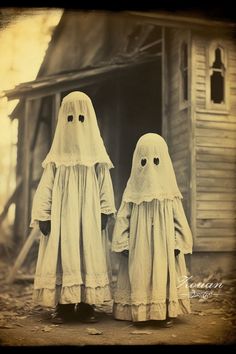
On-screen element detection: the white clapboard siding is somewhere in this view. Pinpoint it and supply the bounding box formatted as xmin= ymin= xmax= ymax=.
xmin=228 ymin=41 xmax=236 ymax=114
xmin=197 ymin=218 xmax=236 ymax=228
xmin=196 ymin=120 xmax=236 ymax=131
xmin=193 ymin=35 xmax=236 ymax=251
xmin=167 ymin=29 xmax=191 ymax=221
xmin=197 ymin=192 xmax=236 ymax=201
xmin=196 ymin=127 xmax=236 ymax=139
xmin=194 ymin=237 xmax=236 ymax=252
xmin=195 ymin=40 xmax=206 ymax=110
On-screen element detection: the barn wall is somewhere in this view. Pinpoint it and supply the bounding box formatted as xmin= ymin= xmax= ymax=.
xmin=166 ymin=29 xmax=191 ymax=222
xmin=192 ymin=32 xmax=236 ymax=251
xmin=14 ymin=112 xmax=25 ymax=242
xmin=15 ymin=97 xmax=52 ymax=242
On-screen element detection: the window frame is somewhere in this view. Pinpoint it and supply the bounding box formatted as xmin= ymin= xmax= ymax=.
xmin=179 ymin=35 xmax=190 ymax=111
xmin=206 ymin=41 xmax=229 ymax=111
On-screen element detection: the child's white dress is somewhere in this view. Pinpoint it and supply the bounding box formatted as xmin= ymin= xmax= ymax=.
xmin=112 ymin=133 xmax=193 ymax=322
xmin=112 ymin=198 xmax=192 ymax=322
xmin=31 ymin=91 xmax=116 ymax=307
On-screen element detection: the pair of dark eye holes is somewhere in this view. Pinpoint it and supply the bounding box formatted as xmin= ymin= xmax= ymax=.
xmin=67 ymin=115 xmax=85 ymax=123
xmin=141 ymin=157 xmax=160 ymax=167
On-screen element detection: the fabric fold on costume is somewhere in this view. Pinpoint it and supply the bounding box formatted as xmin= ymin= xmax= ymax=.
xmin=112 ymin=133 xmax=192 ymax=322
xmin=42 ymin=91 xmax=113 ymax=169
xmin=31 ymin=91 xmax=116 ymax=307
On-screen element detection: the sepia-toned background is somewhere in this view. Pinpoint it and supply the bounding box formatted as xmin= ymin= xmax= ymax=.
xmin=0 ymin=6 xmax=235 ymax=346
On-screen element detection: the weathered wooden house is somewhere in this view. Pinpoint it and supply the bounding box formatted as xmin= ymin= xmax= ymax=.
xmin=4 ymin=10 xmax=236 ymax=271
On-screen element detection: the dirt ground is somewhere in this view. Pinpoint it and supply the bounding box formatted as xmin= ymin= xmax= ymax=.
xmin=0 ymin=260 xmax=236 ymax=346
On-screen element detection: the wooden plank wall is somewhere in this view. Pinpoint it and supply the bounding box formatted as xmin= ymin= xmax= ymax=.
xmin=166 ymin=29 xmax=191 ymax=221
xmin=193 ymin=34 xmax=236 ymax=251
xmin=15 ymin=96 xmax=53 ymax=242
xmin=14 ymin=108 xmax=25 ymax=242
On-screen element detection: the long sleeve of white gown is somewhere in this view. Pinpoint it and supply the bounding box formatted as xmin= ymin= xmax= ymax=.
xmin=173 ymin=198 xmax=193 ymax=254
xmin=96 ymin=164 xmax=116 ymax=215
xmin=30 ymin=163 xmax=56 ymax=227
xmin=111 ymin=201 xmax=132 ymax=252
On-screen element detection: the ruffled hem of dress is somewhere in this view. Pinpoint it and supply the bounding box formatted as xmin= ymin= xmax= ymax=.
xmin=42 ymin=158 xmax=114 ymax=169
xmin=34 ymin=272 xmax=110 ymax=289
xmin=113 ymin=299 xmax=191 ymax=321
xmin=113 ymin=289 xmax=190 ymax=305
xmin=33 ymin=284 xmax=112 ymax=307
xmin=122 ymin=194 xmax=183 ymax=204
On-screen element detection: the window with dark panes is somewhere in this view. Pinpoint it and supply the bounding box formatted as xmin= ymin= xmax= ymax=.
xmin=180 ymin=42 xmax=188 ymax=101
xmin=210 ymin=48 xmax=225 ymax=104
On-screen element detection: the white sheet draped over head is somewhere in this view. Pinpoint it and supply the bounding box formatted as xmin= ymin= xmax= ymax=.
xmin=122 ymin=133 xmax=182 ymax=204
xmin=42 ymin=91 xmax=113 ymax=168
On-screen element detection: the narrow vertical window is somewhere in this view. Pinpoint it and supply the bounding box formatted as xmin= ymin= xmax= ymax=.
xmin=210 ymin=48 xmax=225 ymax=104
xmin=180 ymin=42 xmax=188 ymax=101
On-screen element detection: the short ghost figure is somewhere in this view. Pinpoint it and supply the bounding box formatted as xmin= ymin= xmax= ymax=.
xmin=31 ymin=91 xmax=116 ymax=323
xmin=112 ymin=133 xmax=193 ymax=324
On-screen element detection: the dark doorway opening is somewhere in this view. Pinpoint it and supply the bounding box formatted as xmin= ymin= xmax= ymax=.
xmin=61 ymin=59 xmax=162 ymax=207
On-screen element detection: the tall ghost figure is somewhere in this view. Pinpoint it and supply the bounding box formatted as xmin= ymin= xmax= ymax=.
xmin=31 ymin=91 xmax=116 ymax=323
xmin=112 ymin=133 xmax=193 ymax=324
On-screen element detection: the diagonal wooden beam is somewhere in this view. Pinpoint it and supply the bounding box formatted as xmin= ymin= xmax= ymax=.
xmin=0 ymin=178 xmax=22 ymax=226
xmin=6 ymin=227 xmax=40 ymax=284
